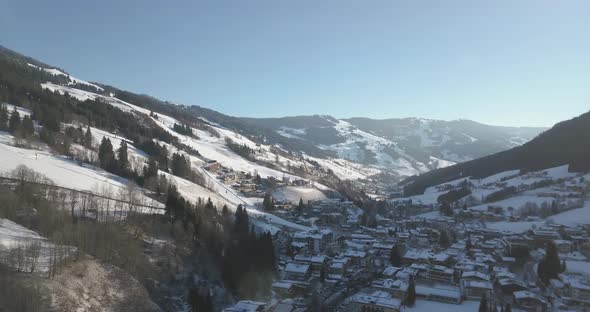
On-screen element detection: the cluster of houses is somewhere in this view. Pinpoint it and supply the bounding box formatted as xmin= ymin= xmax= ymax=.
xmin=223 ymin=188 xmax=590 ymax=312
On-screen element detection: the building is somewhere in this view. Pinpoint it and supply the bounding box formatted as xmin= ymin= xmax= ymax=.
xmin=283 ymin=262 xmax=311 ymax=281
xmin=462 ymin=280 xmax=493 ymax=300
xmin=347 ymin=291 xmax=402 ymax=312
xmin=292 ymin=229 xmax=333 ymax=254
xmin=422 ymin=265 xmax=455 ymax=284
xmin=513 ymin=291 xmax=547 ymax=311
xmin=223 ymin=301 xmax=269 ymax=312
xmin=415 ymin=284 xmax=462 ymax=304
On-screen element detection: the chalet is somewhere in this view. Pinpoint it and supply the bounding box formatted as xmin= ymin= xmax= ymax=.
xmin=283 ymin=262 xmax=311 ymax=281
xmin=423 ymin=265 xmax=455 ymax=284
xmin=347 ymin=291 xmax=402 ymax=312
xmin=205 ymin=160 xmax=221 ymax=172
xmin=415 ymin=284 xmax=462 ymax=304
xmin=461 ymin=271 xmax=491 ymax=282
xmin=513 ymin=291 xmax=547 ymax=311
xmin=292 ymin=229 xmax=333 ymax=254
xmin=223 ymin=300 xmax=269 ymax=312
xmin=462 ymin=280 xmax=493 ymax=300
xmin=496 ymin=278 xmax=528 ymax=294
xmin=371 ymin=278 xmax=409 ymax=300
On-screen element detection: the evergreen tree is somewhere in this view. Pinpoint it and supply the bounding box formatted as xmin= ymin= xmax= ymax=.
xmin=406 ymin=277 xmax=416 ymax=307
xmin=389 ymin=244 xmax=402 ymax=267
xmin=84 ymin=126 xmax=93 ymax=149
xmin=118 ymin=140 xmax=129 ymax=171
xmin=504 ymin=304 xmax=512 ymax=312
xmin=98 ymin=137 xmax=116 ymax=170
xmin=8 ymin=107 xmax=21 ymax=133
xmin=439 ymin=230 xmax=450 ymax=248
xmin=561 ymin=259 xmax=567 ymax=273
xmin=479 ymin=295 xmax=488 ymax=312
xmin=0 ymin=105 xmax=8 ymax=131
xmin=297 ymin=197 xmax=304 ymax=214
xmin=262 ymin=193 xmax=275 ymax=211
xmin=21 ymin=115 xmax=34 ymax=137
xmin=538 ymin=242 xmax=561 ymax=282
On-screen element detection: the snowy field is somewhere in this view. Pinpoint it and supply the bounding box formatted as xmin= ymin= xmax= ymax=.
xmin=272 ymin=186 xmax=328 ymax=203
xmin=0 ymin=132 xmax=163 ymax=210
xmin=0 ymin=218 xmax=72 ymax=273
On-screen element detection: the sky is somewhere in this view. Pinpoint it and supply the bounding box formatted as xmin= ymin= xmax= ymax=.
xmin=1 ymin=0 xmax=589 ymax=127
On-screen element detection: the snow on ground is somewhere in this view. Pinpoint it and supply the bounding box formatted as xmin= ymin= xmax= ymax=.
xmin=402 ymin=299 xmax=479 ymax=312
xmin=566 ymin=260 xmax=590 ymax=276
xmin=29 ymin=63 xmax=104 ymax=91
xmin=427 ymin=156 xmax=456 ymax=170
xmin=272 ymin=186 xmax=328 ymax=203
xmin=477 ymin=169 xmax=521 ymax=185
xmin=486 ymin=200 xmax=590 ymax=233
xmin=0 ymin=132 xmax=163 ymax=210
xmin=319 ymin=118 xmax=429 ymax=176
xmin=469 ymin=195 xmax=552 ymax=213
xmin=0 ymin=218 xmax=71 ymax=273
xmin=304 ymin=154 xmax=380 ymax=180
xmin=276 ymin=127 xmax=306 ymax=139
xmin=2 ymin=103 xmax=31 ymax=117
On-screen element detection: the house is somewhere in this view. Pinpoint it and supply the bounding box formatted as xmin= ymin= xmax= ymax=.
xmin=461 ymin=271 xmax=490 ymax=282
xmin=415 ymin=284 xmax=462 ymax=304
xmin=513 ymin=291 xmax=547 ymax=311
xmin=205 ymin=160 xmax=221 ymax=172
xmin=292 ymin=229 xmax=333 ymax=254
xmin=283 ymin=262 xmax=311 ymax=281
xmin=423 ymin=265 xmax=455 ymax=284
xmin=347 ymin=291 xmax=402 ymax=312
xmin=371 ymin=278 xmax=409 ymax=300
xmin=496 ymin=278 xmax=528 ymax=294
xmin=462 ymin=280 xmax=493 ymax=300
xmin=223 ymin=301 xmax=269 ymax=312
xmin=570 ymin=278 xmax=590 ymax=301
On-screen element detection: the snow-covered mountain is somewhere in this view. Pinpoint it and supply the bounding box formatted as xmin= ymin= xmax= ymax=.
xmin=0 ymin=44 xmax=544 ymax=187
xmin=242 ymin=115 xmax=546 ymax=178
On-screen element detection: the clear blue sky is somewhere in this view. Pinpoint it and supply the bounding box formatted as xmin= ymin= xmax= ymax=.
xmin=1 ymin=0 xmax=589 ymax=127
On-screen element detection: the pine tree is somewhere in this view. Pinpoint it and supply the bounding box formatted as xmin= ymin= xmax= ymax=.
xmin=479 ymin=295 xmax=488 ymax=312
xmin=21 ymin=115 xmax=34 ymax=137
xmin=98 ymin=137 xmax=115 ymax=170
xmin=538 ymin=242 xmax=561 ymax=282
xmin=439 ymin=230 xmax=450 ymax=248
xmin=389 ymin=244 xmax=402 ymax=267
xmin=8 ymin=107 xmax=21 ymax=133
xmin=0 ymin=105 xmax=8 ymax=131
xmin=84 ymin=126 xmax=92 ymax=149
xmin=118 ymin=140 xmax=129 ymax=171
xmin=262 ymin=193 xmax=274 ymax=211
xmin=504 ymin=304 xmax=512 ymax=312
xmin=297 ymin=197 xmax=304 ymax=214
xmin=406 ymin=277 xmax=416 ymax=307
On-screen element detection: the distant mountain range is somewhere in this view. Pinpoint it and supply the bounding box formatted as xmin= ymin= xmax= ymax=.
xmin=241 ymin=115 xmax=545 ymax=177
xmin=402 ymin=110 xmax=590 ymax=195
xmin=0 ymin=45 xmax=549 ymax=182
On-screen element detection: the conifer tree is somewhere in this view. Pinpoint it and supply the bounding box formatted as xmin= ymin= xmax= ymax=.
xmin=297 ymin=197 xmax=304 ymax=214
xmin=406 ymin=277 xmax=416 ymax=306
xmin=98 ymin=137 xmax=115 ymax=170
xmin=84 ymin=126 xmax=93 ymax=149
xmin=22 ymin=115 xmax=34 ymax=138
xmin=0 ymin=105 xmax=8 ymax=131
xmin=118 ymin=140 xmax=129 ymax=171
xmin=390 ymin=244 xmax=402 ymax=266
xmin=479 ymin=295 xmax=488 ymax=312
xmin=8 ymin=107 xmax=21 ymax=133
